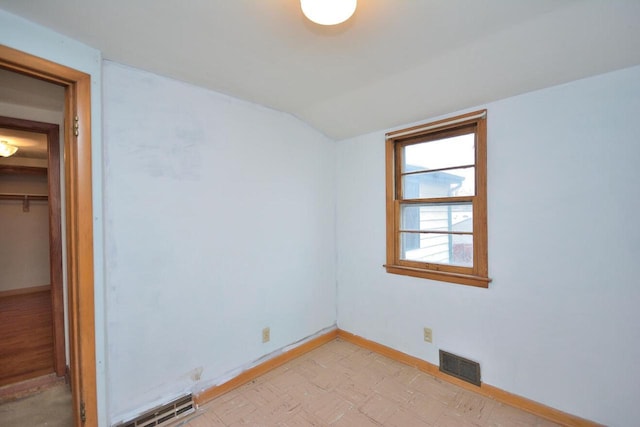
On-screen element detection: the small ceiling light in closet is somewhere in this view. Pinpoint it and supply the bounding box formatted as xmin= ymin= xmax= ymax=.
xmin=0 ymin=140 xmax=18 ymax=157
xmin=300 ymin=0 xmax=357 ymax=25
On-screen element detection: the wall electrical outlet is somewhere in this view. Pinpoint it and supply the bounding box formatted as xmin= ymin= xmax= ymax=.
xmin=423 ymin=327 xmax=433 ymax=343
xmin=262 ymin=327 xmax=270 ymax=343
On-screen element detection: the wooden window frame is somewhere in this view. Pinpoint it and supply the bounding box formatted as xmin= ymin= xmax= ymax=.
xmin=385 ymin=110 xmax=491 ymax=288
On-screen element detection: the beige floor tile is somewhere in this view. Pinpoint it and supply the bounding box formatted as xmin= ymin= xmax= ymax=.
xmin=210 ymin=393 xmax=259 ymax=425
xmin=330 ymin=407 xmax=381 ymax=426
xmin=450 ymin=390 xmax=496 ymax=424
xmin=409 ymin=373 xmax=459 ymax=405
xmin=405 ymin=391 xmax=449 ymax=425
xmin=326 ymin=340 xmax=360 ymax=358
xmin=258 ymin=364 xmax=292 ymax=382
xmin=194 ymin=339 xmax=567 ymax=427
xmin=326 ymin=359 xmax=359 ymax=379
xmin=372 ymin=376 xmax=415 ymax=404
xmin=369 ymin=354 xmax=405 ymax=377
xmin=266 ymin=370 xmax=312 ymax=393
xmin=227 ymin=407 xmax=286 ymax=426
xmin=291 ymin=358 xmax=325 ymax=384
xmin=349 ymin=365 xmax=386 ymax=389
xmin=384 ymin=406 xmax=432 ymax=427
xmin=391 ymin=363 xmax=422 ymax=386
xmin=276 ymin=409 xmax=323 ymax=427
xmin=241 ymin=381 xmax=287 ymax=408
xmin=282 ymin=378 xmax=327 ymax=406
xmin=308 ymin=367 xmax=344 ymax=392
xmin=304 ymin=390 xmax=354 ymax=424
xmin=179 ymin=410 xmax=226 ymax=426
xmin=241 ymin=381 xmax=301 ymax=423
xmin=337 ymin=348 xmax=376 ymax=372
xmin=434 ymin=411 xmax=485 ymax=426
xmin=307 ymin=346 xmax=346 ymax=368
xmin=358 ymin=393 xmax=399 ymax=425
xmin=334 ymin=376 xmax=373 ymax=405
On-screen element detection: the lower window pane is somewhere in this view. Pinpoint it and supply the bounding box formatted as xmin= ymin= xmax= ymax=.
xmin=400 ymin=232 xmax=473 ymax=267
xmin=401 ymin=203 xmax=472 ymax=233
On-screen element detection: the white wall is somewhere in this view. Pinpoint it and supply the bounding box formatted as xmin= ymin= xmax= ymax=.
xmin=102 ymin=61 xmax=337 ymax=422
xmin=0 ymin=9 xmax=107 ymax=426
xmin=336 ymin=65 xmax=640 ymax=426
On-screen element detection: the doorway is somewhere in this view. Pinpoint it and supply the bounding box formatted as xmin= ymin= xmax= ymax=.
xmin=0 ymin=118 xmax=65 ymax=385
xmin=0 ymin=45 xmax=97 ymax=426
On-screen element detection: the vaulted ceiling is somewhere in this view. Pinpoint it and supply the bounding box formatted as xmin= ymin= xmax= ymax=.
xmin=1 ymin=0 xmax=639 ymax=139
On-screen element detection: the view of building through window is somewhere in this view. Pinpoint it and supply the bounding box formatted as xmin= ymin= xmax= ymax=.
xmin=386 ymin=110 xmax=488 ymax=287
xmin=400 ymin=133 xmax=475 ymax=267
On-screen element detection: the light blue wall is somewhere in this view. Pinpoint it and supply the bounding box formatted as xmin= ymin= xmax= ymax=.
xmin=0 ymin=8 xmax=107 ymax=427
xmin=102 ymin=61 xmax=337 ymax=423
xmin=336 ymin=65 xmax=640 ymax=426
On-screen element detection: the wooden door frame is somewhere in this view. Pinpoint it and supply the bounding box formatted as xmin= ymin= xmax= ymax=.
xmin=0 ymin=45 xmax=97 ymax=426
xmin=0 ymin=116 xmax=65 ymax=378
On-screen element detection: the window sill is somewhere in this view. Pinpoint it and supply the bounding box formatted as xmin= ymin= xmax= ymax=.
xmin=384 ymin=264 xmax=491 ymax=288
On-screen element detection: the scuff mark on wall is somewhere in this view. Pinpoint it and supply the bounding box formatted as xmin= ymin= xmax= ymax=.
xmin=190 ymin=367 xmax=203 ymax=382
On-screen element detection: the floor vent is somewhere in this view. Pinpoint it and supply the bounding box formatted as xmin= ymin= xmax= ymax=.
xmin=439 ymin=350 xmax=481 ymax=386
xmin=115 ymin=394 xmax=195 ymax=427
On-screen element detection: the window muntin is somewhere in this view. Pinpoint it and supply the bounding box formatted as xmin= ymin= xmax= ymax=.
xmin=385 ymin=110 xmax=490 ymax=287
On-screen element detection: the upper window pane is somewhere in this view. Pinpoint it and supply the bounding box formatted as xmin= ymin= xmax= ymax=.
xmin=402 ymin=167 xmax=475 ymax=199
xmin=402 ymin=133 xmax=475 ymax=172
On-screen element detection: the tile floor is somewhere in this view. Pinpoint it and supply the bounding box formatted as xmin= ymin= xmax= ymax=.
xmin=179 ymin=339 xmax=560 ymax=426
xmin=0 ymin=381 xmax=72 ymax=427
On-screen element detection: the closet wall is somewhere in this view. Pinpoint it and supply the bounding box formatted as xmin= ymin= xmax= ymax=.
xmin=0 ymin=168 xmax=53 ymax=386
xmin=0 ymin=172 xmax=50 ymax=292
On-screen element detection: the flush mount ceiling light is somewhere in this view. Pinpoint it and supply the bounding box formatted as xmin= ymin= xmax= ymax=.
xmin=0 ymin=140 xmax=18 ymax=157
xmin=301 ymin=0 xmax=357 ymax=25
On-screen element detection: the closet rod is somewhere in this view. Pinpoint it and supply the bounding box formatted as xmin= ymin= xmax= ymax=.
xmin=0 ymin=193 xmax=48 ymax=201
xmin=0 ymin=193 xmax=48 ymax=212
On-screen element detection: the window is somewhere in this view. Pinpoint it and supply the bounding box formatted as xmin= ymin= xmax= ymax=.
xmin=385 ymin=110 xmax=490 ymax=287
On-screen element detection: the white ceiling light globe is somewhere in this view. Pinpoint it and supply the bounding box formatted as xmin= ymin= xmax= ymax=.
xmin=0 ymin=140 xmax=18 ymax=157
xmin=301 ymin=0 xmax=357 ymax=26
